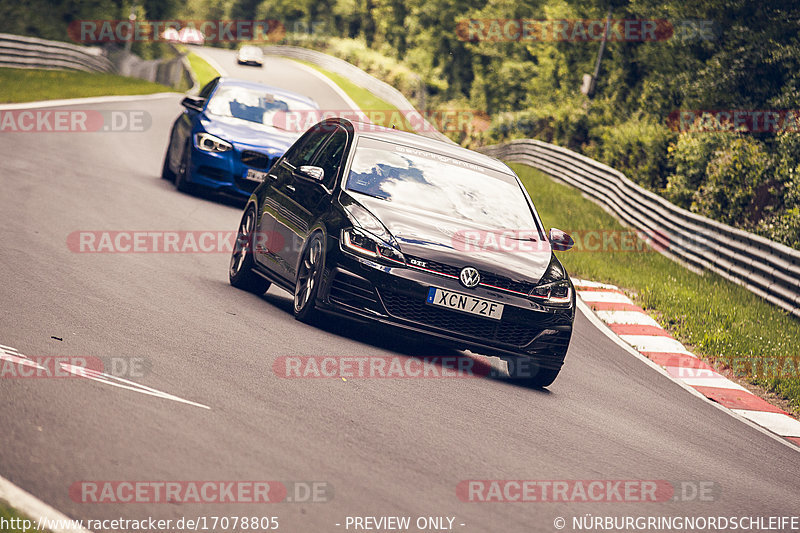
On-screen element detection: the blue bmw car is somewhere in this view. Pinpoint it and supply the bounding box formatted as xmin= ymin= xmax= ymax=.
xmin=161 ymin=77 xmax=319 ymax=197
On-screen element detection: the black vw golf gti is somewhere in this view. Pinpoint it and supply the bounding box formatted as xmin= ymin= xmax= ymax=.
xmin=229 ymin=118 xmax=576 ymax=387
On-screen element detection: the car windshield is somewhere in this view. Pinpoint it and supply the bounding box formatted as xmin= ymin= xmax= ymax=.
xmin=345 ymin=137 xmax=539 ymax=232
xmin=206 ymin=86 xmax=315 ymax=126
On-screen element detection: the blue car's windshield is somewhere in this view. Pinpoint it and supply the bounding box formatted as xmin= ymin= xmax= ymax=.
xmin=206 ymin=86 xmax=316 ymax=126
xmin=345 ymin=137 xmax=538 ymax=232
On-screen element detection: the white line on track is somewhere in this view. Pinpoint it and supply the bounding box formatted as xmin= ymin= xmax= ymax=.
xmin=0 ymin=93 xmax=178 ymax=111
xmin=1 ymin=343 xmax=209 ymax=409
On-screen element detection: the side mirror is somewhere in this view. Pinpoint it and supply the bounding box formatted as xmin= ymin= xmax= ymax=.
xmin=549 ymin=228 xmax=574 ymax=251
xmin=296 ymin=165 xmax=324 ymax=182
xmin=181 ymin=96 xmax=205 ymax=112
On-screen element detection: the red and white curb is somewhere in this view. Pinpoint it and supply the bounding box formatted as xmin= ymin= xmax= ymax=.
xmin=574 ymin=278 xmax=800 ymax=449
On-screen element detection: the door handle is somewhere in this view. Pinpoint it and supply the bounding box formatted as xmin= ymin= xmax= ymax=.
xmin=285 ymin=184 xmax=295 ymax=192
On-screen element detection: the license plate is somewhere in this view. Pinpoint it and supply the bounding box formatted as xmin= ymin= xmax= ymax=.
xmin=426 ymin=287 xmax=504 ymax=320
xmin=245 ymin=168 xmax=268 ymax=182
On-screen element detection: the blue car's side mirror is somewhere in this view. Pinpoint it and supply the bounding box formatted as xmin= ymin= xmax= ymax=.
xmin=181 ymin=96 xmax=205 ymax=112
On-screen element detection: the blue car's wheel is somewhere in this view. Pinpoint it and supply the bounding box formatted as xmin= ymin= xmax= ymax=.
xmin=161 ymin=144 xmax=175 ymax=181
xmin=175 ymin=141 xmax=193 ymax=192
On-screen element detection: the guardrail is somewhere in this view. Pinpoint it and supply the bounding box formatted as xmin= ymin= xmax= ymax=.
xmin=479 ymin=139 xmax=800 ymax=318
xmin=0 ymin=33 xmax=114 ymax=73
xmin=0 ymin=33 xmax=190 ymax=89
xmin=261 ymin=45 xmax=453 ymax=144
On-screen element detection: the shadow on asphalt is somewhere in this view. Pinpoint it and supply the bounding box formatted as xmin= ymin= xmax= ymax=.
xmin=255 ymin=287 xmax=554 ymax=394
xmin=155 ymin=175 xmax=248 ymax=211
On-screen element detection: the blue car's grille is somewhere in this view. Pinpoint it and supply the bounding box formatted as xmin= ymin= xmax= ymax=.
xmin=241 ymin=150 xmax=272 ymax=169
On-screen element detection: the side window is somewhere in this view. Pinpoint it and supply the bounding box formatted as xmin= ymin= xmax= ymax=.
xmin=284 ymin=127 xmax=331 ymax=168
xmin=311 ymin=128 xmax=349 ymax=189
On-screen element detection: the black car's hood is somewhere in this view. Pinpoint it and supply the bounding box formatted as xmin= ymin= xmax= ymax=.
xmin=201 ymin=115 xmax=299 ymax=151
xmin=354 ymin=195 xmax=553 ymax=284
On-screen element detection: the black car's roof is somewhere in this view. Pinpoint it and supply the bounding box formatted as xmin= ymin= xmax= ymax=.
xmin=333 ymin=119 xmax=515 ymax=176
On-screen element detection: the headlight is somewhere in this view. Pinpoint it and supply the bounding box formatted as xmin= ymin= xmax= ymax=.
xmin=529 ymin=257 xmax=572 ymax=306
xmin=195 ymin=132 xmax=232 ymax=153
xmin=341 ymin=228 xmax=405 ymax=266
xmin=343 ymin=202 xmax=393 ymax=243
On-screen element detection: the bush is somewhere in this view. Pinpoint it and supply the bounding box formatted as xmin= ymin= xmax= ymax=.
xmin=664 ymin=129 xmax=732 ymax=208
xmin=588 ymin=116 xmax=675 ymax=190
xmin=693 ymin=136 xmax=775 ymax=225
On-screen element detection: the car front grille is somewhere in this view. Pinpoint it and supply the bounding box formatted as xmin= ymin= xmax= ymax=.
xmin=378 ymin=288 xmax=549 ymax=348
xmin=241 ymin=150 xmax=272 ymax=169
xmin=404 ymin=255 xmax=535 ymax=296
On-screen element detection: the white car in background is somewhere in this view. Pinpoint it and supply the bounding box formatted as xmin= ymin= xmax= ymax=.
xmin=178 ymin=27 xmax=205 ymax=45
xmin=161 ymin=27 xmax=180 ymax=42
xmin=237 ymin=45 xmax=264 ymax=67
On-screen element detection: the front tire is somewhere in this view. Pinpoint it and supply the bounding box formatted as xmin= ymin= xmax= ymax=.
xmin=229 ymin=206 xmax=271 ymax=295
xmin=503 ymin=356 xmax=561 ymax=388
xmin=293 ymin=233 xmax=324 ymax=323
xmin=161 ymin=145 xmax=175 ymax=181
xmin=174 ymin=141 xmax=193 ymax=192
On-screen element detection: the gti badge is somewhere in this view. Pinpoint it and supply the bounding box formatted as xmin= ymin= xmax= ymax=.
xmin=459 ymin=266 xmax=481 ymax=288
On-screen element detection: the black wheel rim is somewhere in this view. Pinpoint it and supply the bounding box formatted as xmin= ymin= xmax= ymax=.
xmin=295 ymin=238 xmax=322 ymax=312
xmin=230 ymin=210 xmax=254 ymax=277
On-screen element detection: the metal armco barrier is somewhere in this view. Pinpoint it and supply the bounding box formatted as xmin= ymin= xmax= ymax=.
xmin=478 ymin=139 xmax=800 ymax=318
xmin=0 ymin=33 xmax=114 ymax=72
xmin=0 ymin=33 xmax=190 ymax=89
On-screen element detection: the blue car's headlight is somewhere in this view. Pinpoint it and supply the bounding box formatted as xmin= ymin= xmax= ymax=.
xmin=195 ymin=132 xmax=232 ymax=153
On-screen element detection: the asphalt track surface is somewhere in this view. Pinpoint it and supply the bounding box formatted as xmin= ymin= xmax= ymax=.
xmin=0 ymin=49 xmax=798 ymax=532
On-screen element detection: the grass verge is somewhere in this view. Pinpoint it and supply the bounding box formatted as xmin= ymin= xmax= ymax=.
xmin=0 ymin=68 xmax=169 ymax=104
xmin=513 ymin=163 xmax=800 ymax=412
xmin=184 ymin=51 xmax=219 ymax=89
xmin=0 ymin=500 xmax=40 ymax=533
xmin=295 ymin=61 xmax=416 ymax=133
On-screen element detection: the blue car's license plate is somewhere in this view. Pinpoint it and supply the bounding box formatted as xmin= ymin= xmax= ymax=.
xmin=245 ymin=168 xmax=268 ymax=182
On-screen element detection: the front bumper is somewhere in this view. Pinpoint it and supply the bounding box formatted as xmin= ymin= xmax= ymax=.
xmin=317 ymin=248 xmax=575 ymax=369
xmin=186 ymin=144 xmax=276 ymax=197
